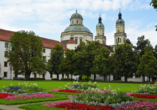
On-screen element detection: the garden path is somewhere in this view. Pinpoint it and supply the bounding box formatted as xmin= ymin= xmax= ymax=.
xmin=0 ymin=95 xmax=72 ymax=110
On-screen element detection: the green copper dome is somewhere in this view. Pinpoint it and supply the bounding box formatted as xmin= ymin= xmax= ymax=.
xmin=116 ymin=19 xmax=125 ymax=24
xmin=70 ymin=13 xmax=83 ymax=19
xmin=64 ymin=25 xmax=91 ymax=33
xmin=96 ymin=23 xmax=104 ymax=28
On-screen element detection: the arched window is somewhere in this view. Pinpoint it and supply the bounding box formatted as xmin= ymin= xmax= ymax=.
xmin=120 ymin=38 xmax=121 ymax=43
xmin=118 ymin=37 xmax=119 ymax=43
xmin=77 ymin=20 xmax=78 ymax=24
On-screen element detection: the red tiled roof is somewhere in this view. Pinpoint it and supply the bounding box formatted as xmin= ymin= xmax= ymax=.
xmin=100 ymin=44 xmax=114 ymax=52
xmin=0 ymin=28 xmax=66 ymax=50
xmin=67 ymin=39 xmax=77 ymax=44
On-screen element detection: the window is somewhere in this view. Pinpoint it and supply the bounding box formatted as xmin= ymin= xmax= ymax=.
xmin=116 ymin=39 xmax=117 ymax=43
xmin=80 ymin=39 xmax=82 ymax=43
xmin=4 ymin=51 xmax=8 ymax=57
xmin=118 ymin=31 xmax=119 ymax=33
xmin=51 ymin=49 xmax=53 ymax=53
xmin=50 ymin=74 xmax=53 ymax=78
xmin=103 ymin=40 xmax=105 ymax=44
xmin=124 ymin=38 xmax=125 ymax=43
xmin=42 ymin=74 xmax=45 ymax=78
xmin=4 ymin=61 xmax=8 ymax=67
xmin=43 ymin=56 xmax=46 ymax=60
xmin=43 ymin=48 xmax=46 ymax=53
xmin=4 ymin=72 xmax=8 ymax=78
xmin=77 ymin=20 xmax=78 ymax=24
xmin=72 ymin=20 xmax=73 ymax=24
xmin=5 ymin=42 xmax=8 ymax=48
xmin=34 ymin=73 xmax=37 ymax=78
xmin=120 ymin=38 xmax=121 ymax=43
xmin=75 ymin=38 xmax=77 ymax=43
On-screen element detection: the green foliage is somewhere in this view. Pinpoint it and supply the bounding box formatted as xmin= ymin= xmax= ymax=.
xmin=73 ymin=41 xmax=107 ymax=78
xmin=136 ymin=46 xmax=157 ymax=81
xmin=150 ymin=0 xmax=157 ymax=10
xmin=48 ymin=44 xmax=64 ymax=79
xmin=114 ymin=43 xmax=138 ymax=82
xmin=91 ymin=46 xmax=110 ymax=81
xmin=7 ymin=30 xmax=46 ymax=80
xmin=59 ymin=49 xmax=75 ymax=80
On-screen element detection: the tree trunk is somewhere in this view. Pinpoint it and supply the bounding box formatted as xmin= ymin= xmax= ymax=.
xmin=57 ymin=74 xmax=59 ymax=80
xmin=94 ymin=74 xmax=96 ymax=81
xmin=79 ymin=75 xmax=82 ymax=80
xmin=104 ymin=74 xmax=106 ymax=82
xmin=25 ymin=72 xmax=31 ymax=80
xmin=143 ymin=75 xmax=145 ymax=82
xmin=71 ymin=74 xmax=73 ymax=81
xmin=109 ymin=74 xmax=110 ymax=81
xmin=125 ymin=76 xmax=127 ymax=82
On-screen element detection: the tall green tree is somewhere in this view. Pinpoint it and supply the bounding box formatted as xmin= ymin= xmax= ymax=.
xmin=73 ymin=41 xmax=100 ymax=80
xmin=90 ymin=46 xmax=110 ymax=81
xmin=7 ymin=30 xmax=46 ymax=80
xmin=135 ymin=35 xmax=152 ymax=82
xmin=114 ymin=43 xmax=138 ymax=82
xmin=137 ymin=46 xmax=157 ymax=82
xmin=59 ymin=49 xmax=75 ymax=80
xmin=48 ymin=43 xmax=64 ymax=80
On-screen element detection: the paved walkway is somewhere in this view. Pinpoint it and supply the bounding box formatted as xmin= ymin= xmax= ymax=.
xmin=0 ymin=95 xmax=73 ymax=110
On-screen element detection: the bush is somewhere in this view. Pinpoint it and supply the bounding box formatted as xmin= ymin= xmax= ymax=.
xmin=0 ymin=77 xmax=2 ymax=80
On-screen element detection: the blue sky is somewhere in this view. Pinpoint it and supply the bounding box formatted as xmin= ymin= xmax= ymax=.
xmin=0 ymin=0 xmax=156 ymax=47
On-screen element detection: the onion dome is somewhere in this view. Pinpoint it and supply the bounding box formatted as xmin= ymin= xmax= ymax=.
xmin=116 ymin=10 xmax=125 ymax=25
xmin=70 ymin=10 xmax=83 ymax=20
xmin=96 ymin=14 xmax=104 ymax=28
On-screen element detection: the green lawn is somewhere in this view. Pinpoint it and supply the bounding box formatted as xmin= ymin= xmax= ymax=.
xmin=0 ymin=94 xmax=68 ymax=105
xmin=0 ymin=80 xmax=152 ymax=93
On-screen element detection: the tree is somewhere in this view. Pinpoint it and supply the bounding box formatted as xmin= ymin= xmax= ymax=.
xmin=136 ymin=46 xmax=157 ymax=83
xmin=7 ymin=30 xmax=46 ymax=80
xmin=73 ymin=41 xmax=100 ymax=81
xmin=135 ymin=35 xmax=152 ymax=82
xmin=59 ymin=49 xmax=75 ymax=80
xmin=90 ymin=46 xmax=110 ymax=81
xmin=114 ymin=43 xmax=138 ymax=82
xmin=48 ymin=43 xmax=64 ymax=80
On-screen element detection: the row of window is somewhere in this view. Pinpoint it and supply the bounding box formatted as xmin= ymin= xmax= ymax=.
xmin=116 ymin=38 xmax=125 ymax=43
xmin=75 ymin=38 xmax=82 ymax=44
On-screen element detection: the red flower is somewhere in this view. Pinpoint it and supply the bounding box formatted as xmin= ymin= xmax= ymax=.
xmin=0 ymin=93 xmax=14 ymax=99
xmin=130 ymin=94 xmax=157 ymax=99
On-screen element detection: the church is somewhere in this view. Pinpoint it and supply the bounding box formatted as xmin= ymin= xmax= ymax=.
xmin=0 ymin=10 xmax=150 ymax=82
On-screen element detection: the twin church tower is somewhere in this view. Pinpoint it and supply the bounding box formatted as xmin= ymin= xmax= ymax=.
xmin=95 ymin=10 xmax=127 ymax=47
xmin=61 ymin=9 xmax=127 ymax=51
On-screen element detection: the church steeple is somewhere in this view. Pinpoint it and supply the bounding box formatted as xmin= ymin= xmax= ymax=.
xmin=98 ymin=13 xmax=102 ymax=23
xmin=118 ymin=8 xmax=122 ymax=19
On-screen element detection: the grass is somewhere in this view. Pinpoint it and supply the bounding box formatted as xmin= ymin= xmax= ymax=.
xmin=0 ymin=94 xmax=68 ymax=105
xmin=19 ymin=103 xmax=66 ymax=110
xmin=0 ymin=80 xmax=152 ymax=93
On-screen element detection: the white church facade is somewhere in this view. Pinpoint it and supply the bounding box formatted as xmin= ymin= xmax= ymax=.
xmin=0 ymin=10 xmax=152 ymax=82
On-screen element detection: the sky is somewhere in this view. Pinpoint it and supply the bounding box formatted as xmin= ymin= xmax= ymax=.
xmin=0 ymin=0 xmax=156 ymax=47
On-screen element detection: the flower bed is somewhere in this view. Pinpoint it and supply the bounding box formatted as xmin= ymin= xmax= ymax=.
xmin=116 ymin=101 xmax=157 ymax=110
xmin=1 ymin=82 xmax=45 ymax=94
xmin=0 ymin=93 xmax=14 ymax=99
xmin=44 ymin=100 xmax=114 ymax=110
xmin=129 ymin=94 xmax=157 ymax=99
xmin=4 ymin=93 xmax=54 ymax=100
